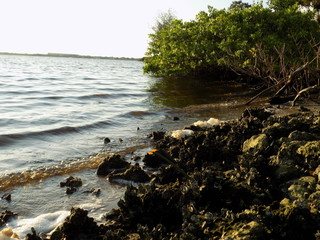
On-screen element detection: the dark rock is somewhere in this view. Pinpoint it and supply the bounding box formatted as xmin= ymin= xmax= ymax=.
xmin=108 ymin=164 xmax=150 ymax=183
xmin=60 ymin=176 xmax=82 ymax=188
xmin=242 ymin=108 xmax=273 ymax=121
xmin=104 ymin=137 xmax=111 ymax=144
xmin=150 ymin=131 xmax=165 ymax=141
xmin=1 ymin=193 xmax=11 ymax=202
xmin=97 ymin=154 xmax=130 ymax=176
xmin=143 ymin=151 xmax=168 ymax=168
xmin=66 ymin=187 xmax=77 ymax=195
xmin=25 ymin=227 xmax=41 ymax=240
xmin=83 ymin=188 xmax=101 ymax=197
xmin=60 ymin=176 xmax=82 ymax=194
xmin=131 ymin=155 xmax=141 ymax=161
xmin=173 ymin=116 xmax=180 ymax=121
xmin=50 ymin=207 xmax=99 ymax=240
xmin=0 ymin=210 xmax=18 ymax=227
xmin=29 ymin=108 xmax=320 ymax=239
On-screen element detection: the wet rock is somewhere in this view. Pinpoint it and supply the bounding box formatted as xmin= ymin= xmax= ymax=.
xmin=104 ymin=137 xmax=111 ymax=144
xmin=97 ymin=154 xmax=130 ymax=176
xmin=1 ymin=193 xmax=11 ymax=202
xmin=60 ymin=176 xmax=82 ymax=188
xmin=108 ymin=164 xmax=150 ymax=183
xmin=25 ymin=227 xmax=41 ymax=240
xmin=83 ymin=188 xmax=101 ymax=197
xmin=50 ymin=207 xmax=99 ymax=240
xmin=66 ymin=187 xmax=77 ymax=195
xmin=60 ymin=176 xmax=82 ymax=195
xmin=0 ymin=210 xmax=18 ymax=227
xmin=131 ymin=155 xmax=141 ymax=161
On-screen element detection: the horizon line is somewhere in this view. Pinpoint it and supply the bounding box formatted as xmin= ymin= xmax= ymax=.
xmin=0 ymin=51 xmax=143 ymax=61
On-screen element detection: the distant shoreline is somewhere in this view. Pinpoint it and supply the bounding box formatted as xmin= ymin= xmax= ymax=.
xmin=0 ymin=52 xmax=143 ymax=61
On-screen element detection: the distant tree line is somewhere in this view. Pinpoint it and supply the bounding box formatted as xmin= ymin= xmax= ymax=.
xmin=143 ymin=1 xmax=320 ymax=102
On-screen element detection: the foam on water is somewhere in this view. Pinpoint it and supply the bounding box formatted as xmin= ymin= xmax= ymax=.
xmin=2 ymin=210 xmax=70 ymax=239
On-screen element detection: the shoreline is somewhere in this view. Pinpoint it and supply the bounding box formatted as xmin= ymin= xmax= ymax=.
xmin=2 ymin=105 xmax=320 ymax=239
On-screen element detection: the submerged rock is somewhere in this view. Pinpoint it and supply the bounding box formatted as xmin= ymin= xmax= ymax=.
xmin=60 ymin=176 xmax=83 ymax=195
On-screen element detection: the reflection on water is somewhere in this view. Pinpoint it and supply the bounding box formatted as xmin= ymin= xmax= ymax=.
xmin=148 ymin=77 xmax=255 ymax=109
xmin=147 ymin=76 xmax=266 ymax=121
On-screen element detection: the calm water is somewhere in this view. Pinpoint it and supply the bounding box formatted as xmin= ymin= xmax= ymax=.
xmin=0 ymin=54 xmax=263 ymax=237
xmin=0 ymin=55 xmax=156 ymax=175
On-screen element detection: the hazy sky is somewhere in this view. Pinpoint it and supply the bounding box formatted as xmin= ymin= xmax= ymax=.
xmin=0 ymin=0 xmax=265 ymax=58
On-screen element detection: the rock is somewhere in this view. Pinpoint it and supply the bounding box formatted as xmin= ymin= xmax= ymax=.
xmin=60 ymin=176 xmax=82 ymax=194
xmin=277 ymin=141 xmax=306 ymax=164
xmin=25 ymin=227 xmax=41 ymax=240
xmin=262 ymin=122 xmax=290 ymax=139
xmin=296 ymin=141 xmax=320 ymax=162
xmin=143 ymin=152 xmax=168 ymax=168
xmin=97 ymin=154 xmax=130 ymax=176
xmin=150 ymin=131 xmax=165 ymax=141
xmin=0 ymin=211 xmax=18 ymax=227
xmin=104 ymin=137 xmax=111 ymax=144
xmin=108 ymin=164 xmax=150 ymax=183
xmin=83 ymin=188 xmax=101 ymax=197
xmin=1 ymin=193 xmax=11 ymax=202
xmin=242 ymin=133 xmax=269 ymax=154
xmin=50 ymin=208 xmax=99 ymax=240
xmin=288 ymin=130 xmax=319 ymax=141
xmin=66 ymin=187 xmax=77 ymax=195
xmin=60 ymin=176 xmax=82 ymax=188
xmin=287 ymin=176 xmax=316 ymax=201
xmin=131 ymin=155 xmax=141 ymax=161
xmin=273 ymin=164 xmax=301 ymax=182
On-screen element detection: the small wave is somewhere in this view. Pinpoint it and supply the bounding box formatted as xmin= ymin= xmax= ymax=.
xmin=0 ymin=144 xmax=149 ymax=191
xmin=77 ymin=93 xmax=111 ymax=100
xmin=120 ymin=111 xmax=157 ymax=119
xmin=0 ymin=121 xmax=111 ymax=146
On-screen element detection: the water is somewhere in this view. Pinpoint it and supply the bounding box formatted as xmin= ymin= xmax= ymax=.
xmin=0 ymin=54 xmax=264 ymax=238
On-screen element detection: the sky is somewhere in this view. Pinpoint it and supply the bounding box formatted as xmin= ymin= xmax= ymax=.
xmin=0 ymin=0 xmax=266 ymax=58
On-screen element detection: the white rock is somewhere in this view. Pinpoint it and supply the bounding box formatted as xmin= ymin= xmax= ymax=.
xmin=171 ymin=129 xmax=194 ymax=139
xmin=193 ymin=117 xmax=220 ymax=128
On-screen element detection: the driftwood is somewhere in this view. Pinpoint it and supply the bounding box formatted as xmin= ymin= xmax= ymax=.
xmin=291 ymin=85 xmax=320 ymax=106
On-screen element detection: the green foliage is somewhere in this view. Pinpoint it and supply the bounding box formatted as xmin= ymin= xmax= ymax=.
xmin=229 ymin=1 xmax=252 ymax=10
xmin=143 ymin=2 xmax=320 ymax=82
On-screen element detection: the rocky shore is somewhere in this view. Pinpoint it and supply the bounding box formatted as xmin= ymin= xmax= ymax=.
xmin=2 ymin=107 xmax=320 ymax=239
